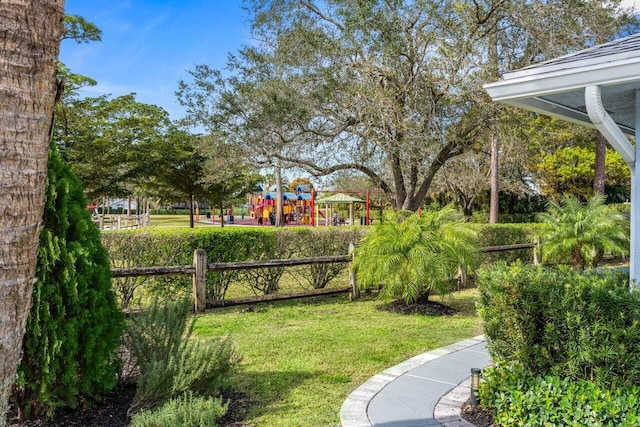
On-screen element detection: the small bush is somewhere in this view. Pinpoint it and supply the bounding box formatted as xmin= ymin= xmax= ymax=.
xmin=130 ymin=393 xmax=228 ymax=427
xmin=479 ymin=363 xmax=640 ymax=426
xmin=478 ymin=263 xmax=640 ymax=387
xmin=123 ymin=299 xmax=240 ymax=414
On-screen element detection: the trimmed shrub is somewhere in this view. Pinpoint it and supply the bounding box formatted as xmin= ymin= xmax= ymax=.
xmin=472 ymin=223 xmax=541 ymax=265
xmin=102 ymin=227 xmax=364 ymax=302
xmin=123 ymin=299 xmax=239 ymax=414
xmin=291 ymin=227 xmax=365 ymax=289
xmin=479 ymin=363 xmax=640 ymax=426
xmin=130 ymin=393 xmax=228 ymax=427
xmin=15 ymin=144 xmax=124 ymax=418
xmin=478 ymin=263 xmax=640 ymax=387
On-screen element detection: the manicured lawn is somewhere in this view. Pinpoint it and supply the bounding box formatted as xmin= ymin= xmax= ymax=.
xmin=193 ymin=288 xmax=483 ymax=426
xmin=147 ymin=214 xmax=208 ymax=228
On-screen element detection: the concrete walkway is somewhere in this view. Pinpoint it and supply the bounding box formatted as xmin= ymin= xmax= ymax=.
xmin=340 ymin=335 xmax=492 ymax=427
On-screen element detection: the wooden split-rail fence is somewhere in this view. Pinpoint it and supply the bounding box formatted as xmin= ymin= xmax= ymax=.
xmin=111 ymin=242 xmax=538 ymax=313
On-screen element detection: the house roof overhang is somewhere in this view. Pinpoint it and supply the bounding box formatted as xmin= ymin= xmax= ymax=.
xmin=484 ymin=32 xmax=640 ymax=284
xmin=484 ymin=33 xmax=640 ymax=137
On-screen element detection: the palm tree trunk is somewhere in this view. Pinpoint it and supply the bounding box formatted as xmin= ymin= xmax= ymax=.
xmin=0 ymin=2 xmax=64 ymax=425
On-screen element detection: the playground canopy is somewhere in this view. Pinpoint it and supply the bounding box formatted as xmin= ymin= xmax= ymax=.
xmin=315 ymin=193 xmax=365 ymax=225
xmin=315 ymin=193 xmax=365 ymax=204
xmin=484 ymin=32 xmax=640 ymax=285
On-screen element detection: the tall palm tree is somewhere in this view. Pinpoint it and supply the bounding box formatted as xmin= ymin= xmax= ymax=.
xmin=536 ymin=195 xmax=629 ymax=269
xmin=0 ymin=2 xmax=65 ymax=425
xmin=354 ymin=206 xmax=479 ymax=304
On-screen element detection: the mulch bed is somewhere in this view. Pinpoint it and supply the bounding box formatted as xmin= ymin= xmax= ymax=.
xmin=460 ymin=400 xmax=498 ymax=426
xmin=8 ymin=384 xmax=250 ymax=427
xmin=380 ymin=297 xmax=459 ymax=316
xmin=7 ymin=382 xmax=135 ymax=427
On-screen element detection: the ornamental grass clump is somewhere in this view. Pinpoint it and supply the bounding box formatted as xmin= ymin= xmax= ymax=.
xmin=354 ymin=206 xmax=479 ymax=304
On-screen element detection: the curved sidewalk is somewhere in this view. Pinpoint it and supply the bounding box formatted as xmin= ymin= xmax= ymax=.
xmin=340 ymin=335 xmax=491 ymax=427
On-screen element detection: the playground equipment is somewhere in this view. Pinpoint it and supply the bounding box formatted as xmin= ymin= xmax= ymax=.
xmin=249 ymin=185 xmax=375 ymax=226
xmin=249 ymin=185 xmax=314 ymax=225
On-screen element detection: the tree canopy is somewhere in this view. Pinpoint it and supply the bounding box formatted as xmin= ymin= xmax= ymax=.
xmin=177 ymin=0 xmax=638 ymax=213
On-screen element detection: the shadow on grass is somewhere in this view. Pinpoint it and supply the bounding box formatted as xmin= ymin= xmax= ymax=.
xmin=230 ymin=369 xmax=317 ymax=423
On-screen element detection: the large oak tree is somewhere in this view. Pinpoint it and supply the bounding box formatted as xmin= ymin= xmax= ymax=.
xmin=180 ymin=0 xmax=637 ymax=213
xmin=0 ymin=1 xmax=65 ymax=425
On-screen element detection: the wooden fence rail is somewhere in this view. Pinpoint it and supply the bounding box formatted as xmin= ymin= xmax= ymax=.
xmin=111 ymin=243 xmax=536 ymax=312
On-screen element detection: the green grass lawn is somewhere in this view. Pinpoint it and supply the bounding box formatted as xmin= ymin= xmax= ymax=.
xmin=193 ymin=288 xmax=483 ymax=426
xmin=146 ymin=214 xmax=207 ymax=228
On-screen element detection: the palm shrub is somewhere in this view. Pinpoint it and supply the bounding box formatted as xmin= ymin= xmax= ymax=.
xmin=536 ymin=195 xmax=629 ymax=269
xmin=15 ymin=143 xmax=124 ymax=418
xmin=353 ymin=206 xmax=479 ymax=304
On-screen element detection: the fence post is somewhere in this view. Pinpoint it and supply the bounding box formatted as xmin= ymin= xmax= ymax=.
xmin=533 ymin=237 xmax=541 ymax=266
xmin=116 ymin=216 xmax=121 ymax=230
xmin=349 ymin=243 xmax=359 ymax=300
xmin=193 ymin=249 xmax=207 ymax=313
xmin=98 ymin=216 xmax=104 ymax=230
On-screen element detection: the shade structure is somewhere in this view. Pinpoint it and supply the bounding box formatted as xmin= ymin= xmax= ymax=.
xmin=484 ymin=32 xmax=640 ymax=285
xmin=315 ymin=193 xmax=365 ymax=226
xmin=315 ymin=193 xmax=365 ymax=204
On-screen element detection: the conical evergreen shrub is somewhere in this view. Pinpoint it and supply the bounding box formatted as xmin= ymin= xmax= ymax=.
xmin=15 ymin=143 xmax=124 ymax=418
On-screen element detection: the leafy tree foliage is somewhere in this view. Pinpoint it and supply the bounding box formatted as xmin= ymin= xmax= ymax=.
xmin=536 ymin=195 xmax=629 ymax=269
xmin=62 ymin=14 xmax=101 ymax=44
xmin=354 ymin=207 xmax=479 ymax=304
xmin=536 ymin=146 xmax=630 ymax=201
xmin=53 ymin=90 xmax=173 ymax=202
xmin=15 ymin=143 xmax=123 ymax=418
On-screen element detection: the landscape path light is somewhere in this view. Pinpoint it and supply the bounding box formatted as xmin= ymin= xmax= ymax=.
xmin=470 ymin=368 xmax=481 ymax=408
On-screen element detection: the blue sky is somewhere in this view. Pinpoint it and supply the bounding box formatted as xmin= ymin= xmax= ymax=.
xmin=60 ymin=0 xmax=250 ymax=121
xmin=60 ymin=0 xmax=639 ymax=122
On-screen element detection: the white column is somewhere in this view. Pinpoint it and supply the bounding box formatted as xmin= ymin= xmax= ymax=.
xmin=631 ymin=90 xmax=640 ymax=286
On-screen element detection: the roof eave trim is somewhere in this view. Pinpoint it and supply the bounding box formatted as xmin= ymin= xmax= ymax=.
xmin=485 ymin=59 xmax=640 ymax=102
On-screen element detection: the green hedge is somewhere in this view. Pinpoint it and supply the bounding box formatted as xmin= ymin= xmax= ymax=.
xmin=101 ymin=227 xmax=366 ymax=306
xmin=479 ymin=363 xmax=640 ymax=426
xmin=478 ymin=263 xmax=640 ymax=386
xmin=478 ymin=263 xmax=640 ymax=425
xmin=471 ymin=223 xmax=541 ymax=264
